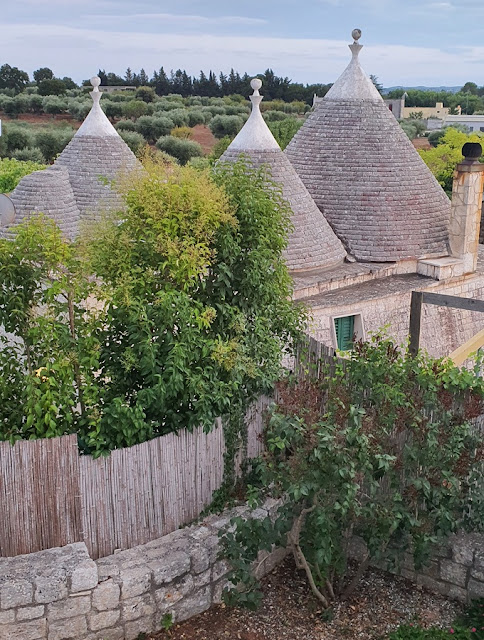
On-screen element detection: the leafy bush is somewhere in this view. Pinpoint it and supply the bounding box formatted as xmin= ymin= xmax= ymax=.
xmin=135 ymin=86 xmax=156 ymax=103
xmin=263 ymin=110 xmax=288 ymax=122
xmin=118 ymin=130 xmax=146 ymax=154
xmin=220 ymin=334 xmax=484 ymax=610
xmin=155 ymin=136 xmax=203 ymax=165
xmin=2 ymin=96 xmax=23 ymax=118
xmin=135 ymin=115 xmax=174 ymax=142
xmin=389 ymin=626 xmax=470 ymax=639
xmin=11 ymin=147 xmax=45 ymax=163
xmin=4 ymin=126 xmax=34 ymax=155
xmin=152 ymin=100 xmax=185 ymax=113
xmin=268 ymin=118 xmax=303 ymax=150
xmin=187 ymin=110 xmax=206 ymax=127
xmin=67 ymin=99 xmax=91 ymax=121
xmin=114 ymin=119 xmax=137 ymax=132
xmin=34 ymin=129 xmax=74 ymax=162
xmin=0 ymin=159 xmax=303 ymax=453
xmin=209 ymin=115 xmax=244 ymax=138
xmin=210 ymin=136 xmax=232 ymax=161
xmin=0 ymin=157 xmax=46 ymax=192
xmin=166 ymin=108 xmax=189 ymax=127
xmin=170 ymin=126 xmax=192 ymax=139
xmin=103 ymin=101 xmax=124 ymax=119
xmin=42 ymin=96 xmax=67 ymax=116
xmin=123 ymin=99 xmax=149 ymax=120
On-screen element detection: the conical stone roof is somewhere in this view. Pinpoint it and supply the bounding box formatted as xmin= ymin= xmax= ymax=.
xmin=285 ymin=30 xmax=451 ymax=263
xmin=55 ymin=76 xmax=142 ymax=221
xmin=220 ymin=79 xmax=346 ymax=272
xmin=2 ymin=165 xmax=80 ymax=240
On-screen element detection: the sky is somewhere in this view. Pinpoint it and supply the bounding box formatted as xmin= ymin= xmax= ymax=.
xmin=3 ymin=0 xmax=484 ymax=88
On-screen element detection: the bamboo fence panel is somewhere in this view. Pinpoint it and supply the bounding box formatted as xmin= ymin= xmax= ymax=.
xmin=0 ymin=435 xmax=81 ymax=557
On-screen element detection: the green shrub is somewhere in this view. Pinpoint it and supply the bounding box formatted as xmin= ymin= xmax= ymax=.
xmin=67 ymin=99 xmax=91 ymax=121
xmin=34 ymin=129 xmax=73 ymax=162
xmin=123 ymin=99 xmax=149 ymax=120
xmin=263 ymin=110 xmax=288 ymax=122
xmin=153 ymin=100 xmax=185 ymax=113
xmin=135 ymin=86 xmax=156 ymax=103
xmin=155 ymin=136 xmax=203 ymax=165
xmin=4 ymin=126 xmax=34 ymax=155
xmin=118 ymin=130 xmax=146 ymax=154
xmin=170 ymin=126 xmax=192 ymax=139
xmin=11 ymin=147 xmax=45 ymax=163
xmin=135 ymin=115 xmax=174 ymax=142
xmin=0 ymin=157 xmax=46 ymax=192
xmin=209 ymin=115 xmax=244 ymax=138
xmin=28 ymin=94 xmax=44 ymax=114
xmin=114 ymin=119 xmax=137 ymax=132
xmin=166 ymin=108 xmax=189 ymax=127
xmin=42 ymin=96 xmax=67 ymax=116
xmin=187 ymin=110 xmax=205 ymax=127
xmin=224 ymin=105 xmax=249 ymax=117
xmin=202 ymin=105 xmax=226 ymax=117
xmin=268 ymin=118 xmax=303 ymax=150
xmin=103 ymin=101 xmax=123 ymax=119
xmin=388 ymin=626 xmax=470 ymax=639
xmin=210 ymin=136 xmax=232 ymax=161
xmin=2 ymin=96 xmax=23 ymax=118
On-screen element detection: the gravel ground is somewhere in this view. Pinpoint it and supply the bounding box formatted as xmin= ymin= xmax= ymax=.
xmin=149 ymin=557 xmax=463 ymax=640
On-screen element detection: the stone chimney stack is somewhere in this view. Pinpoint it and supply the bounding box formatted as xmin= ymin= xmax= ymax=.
xmin=449 ymin=142 xmax=484 ymax=274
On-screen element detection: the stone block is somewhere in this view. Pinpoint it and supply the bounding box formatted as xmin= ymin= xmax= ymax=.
xmin=416 ymin=575 xmax=450 ymax=596
xmin=92 ymin=579 xmax=120 ymax=611
xmin=468 ymin=579 xmax=484 ymax=599
xmin=47 ymin=595 xmax=91 ymax=621
xmin=83 ymin=631 xmax=124 ymax=640
xmin=34 ymin=574 xmax=68 ymax=604
xmin=150 ymin=551 xmax=190 ymax=586
xmin=191 ymin=546 xmax=210 ymax=575
xmin=213 ymin=578 xmax=231 ymax=604
xmin=193 ymin=569 xmax=211 ymax=589
xmin=0 ymin=618 xmax=47 ymax=640
xmin=70 ymin=561 xmax=98 ymax=593
xmin=0 ymin=610 xmax=15 ymax=626
xmin=471 ymin=567 xmax=484 ymax=582
xmin=88 ymin=608 xmax=120 ymax=631
xmin=212 ymin=560 xmax=230 ymax=582
xmin=17 ymin=605 xmax=45 ymax=622
xmin=154 ymin=575 xmax=194 ymax=613
xmin=448 ymin=584 xmax=468 ymax=603
xmin=120 ymin=567 xmax=152 ymax=600
xmin=48 ymin=615 xmax=87 ymax=640
xmin=122 ymin=593 xmax=155 ymax=622
xmin=440 ymin=560 xmax=468 ymax=587
xmin=0 ymin=579 xmax=33 ymax=609
xmin=173 ymin=586 xmax=211 ymax=622
xmin=124 ymin=615 xmax=156 ymax=639
xmin=452 ymin=536 xmax=476 ymax=567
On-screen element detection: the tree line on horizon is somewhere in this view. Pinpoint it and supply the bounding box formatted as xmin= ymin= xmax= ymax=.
xmin=0 ymin=63 xmax=333 ymax=104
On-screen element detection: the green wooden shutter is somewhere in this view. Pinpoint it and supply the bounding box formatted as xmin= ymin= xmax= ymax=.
xmin=334 ymin=316 xmax=355 ymax=351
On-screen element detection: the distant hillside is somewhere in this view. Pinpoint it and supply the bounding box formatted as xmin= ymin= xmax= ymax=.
xmin=383 ymin=86 xmax=462 ymax=95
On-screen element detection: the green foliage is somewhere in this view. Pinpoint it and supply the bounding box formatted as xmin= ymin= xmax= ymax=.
xmin=209 ymin=137 xmax=232 ymax=161
xmin=123 ymin=99 xmax=149 ymax=120
xmin=389 ymin=626 xmax=471 ymax=639
xmin=263 ymin=110 xmax=289 ymax=122
xmin=4 ymin=126 xmax=34 ymax=155
xmin=220 ymin=334 xmax=484 ymax=610
xmin=170 ymin=126 xmax=192 ymax=139
xmin=38 ymin=79 xmax=67 ymax=96
xmin=135 ymin=86 xmax=156 ymax=103
xmin=114 ymin=119 xmax=137 ymax=132
xmin=267 ymin=118 xmax=303 ymax=150
xmin=0 ymin=157 xmax=46 ymax=192
xmin=10 ymin=147 xmax=45 ymax=163
xmin=135 ymin=115 xmax=174 ymax=142
xmin=41 ymin=95 xmax=67 ymax=116
xmin=118 ymin=130 xmax=146 ymax=154
xmin=160 ymin=613 xmax=174 ymax=631
xmin=187 ymin=109 xmax=205 ymax=127
xmin=420 ymin=128 xmax=484 ymax=194
xmin=209 ymin=115 xmax=244 ymax=138
xmin=155 ymin=136 xmax=203 ymax=165
xmin=34 ymin=129 xmax=74 ymax=162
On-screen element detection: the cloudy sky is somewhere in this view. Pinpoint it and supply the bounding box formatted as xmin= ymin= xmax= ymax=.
xmin=3 ymin=0 xmax=484 ymax=88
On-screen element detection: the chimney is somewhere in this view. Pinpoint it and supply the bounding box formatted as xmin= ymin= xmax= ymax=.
xmin=449 ymin=142 xmax=484 ymax=274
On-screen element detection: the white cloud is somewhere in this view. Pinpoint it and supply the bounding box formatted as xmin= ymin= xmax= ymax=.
xmin=2 ymin=22 xmax=481 ymax=87
xmin=86 ymin=12 xmax=267 ymax=26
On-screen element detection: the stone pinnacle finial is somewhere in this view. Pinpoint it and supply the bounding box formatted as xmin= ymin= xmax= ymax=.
xmin=349 ymin=28 xmax=363 ymax=58
xmin=251 ymin=78 xmax=262 ymax=96
xmin=90 ymin=75 xmax=102 ymax=105
xmin=90 ymin=76 xmax=101 ymax=92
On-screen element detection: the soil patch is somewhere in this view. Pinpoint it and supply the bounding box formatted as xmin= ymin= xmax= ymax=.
xmin=191 ymin=125 xmax=217 ymax=154
xmin=149 ymin=558 xmax=462 ymax=640
xmin=412 ymin=137 xmax=431 ymax=150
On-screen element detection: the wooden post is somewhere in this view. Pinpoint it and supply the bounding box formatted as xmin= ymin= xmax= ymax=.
xmin=409 ymin=291 xmax=423 ymax=357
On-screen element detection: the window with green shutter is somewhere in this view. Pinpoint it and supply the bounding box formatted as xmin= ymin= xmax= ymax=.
xmin=334 ymin=315 xmax=355 ymax=351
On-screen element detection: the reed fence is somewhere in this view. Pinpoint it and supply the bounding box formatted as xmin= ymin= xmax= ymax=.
xmin=0 ymin=396 xmax=270 ymax=559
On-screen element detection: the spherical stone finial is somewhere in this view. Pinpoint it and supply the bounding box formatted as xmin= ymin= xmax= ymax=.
xmin=251 ymin=78 xmax=262 ymax=91
xmin=90 ymin=76 xmax=101 ymax=89
xmin=352 ymin=28 xmax=362 ymax=42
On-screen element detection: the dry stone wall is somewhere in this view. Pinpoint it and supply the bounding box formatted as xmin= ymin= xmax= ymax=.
xmin=0 ymin=499 xmax=284 ymax=640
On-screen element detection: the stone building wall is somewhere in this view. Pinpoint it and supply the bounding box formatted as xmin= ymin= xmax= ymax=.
xmin=309 ymin=271 xmax=484 ymax=359
xmin=0 ymin=500 xmax=284 ymax=640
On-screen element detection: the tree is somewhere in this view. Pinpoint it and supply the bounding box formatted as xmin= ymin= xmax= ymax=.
xmin=37 ymin=79 xmax=67 ymax=96
xmin=33 ymin=67 xmax=54 ymax=84
xmin=124 ymin=68 xmax=134 ymax=84
xmin=123 ymin=99 xmax=149 ymax=120
xmin=135 ymin=86 xmax=156 ymax=103
xmin=152 ymin=67 xmax=171 ymax=96
xmin=370 ymin=74 xmax=383 ymax=94
xmin=461 ymin=82 xmax=478 ymax=95
xmin=220 ymin=334 xmax=484 ymax=610
xmin=155 ymin=136 xmax=203 ymax=164
xmin=0 ymin=64 xmax=29 ymax=93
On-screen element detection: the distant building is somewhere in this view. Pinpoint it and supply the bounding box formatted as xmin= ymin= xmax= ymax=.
xmin=99 ymin=86 xmax=135 ymax=93
xmin=444 ymin=114 xmax=484 ymax=132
